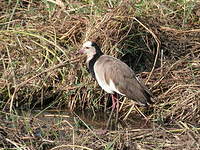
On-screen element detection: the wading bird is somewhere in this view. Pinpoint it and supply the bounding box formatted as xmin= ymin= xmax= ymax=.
xmin=79 ymin=41 xmax=154 ymax=124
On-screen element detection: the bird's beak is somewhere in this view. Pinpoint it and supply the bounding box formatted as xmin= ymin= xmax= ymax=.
xmin=78 ymin=48 xmax=84 ymax=54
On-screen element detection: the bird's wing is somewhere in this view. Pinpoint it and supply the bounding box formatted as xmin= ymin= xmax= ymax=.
xmin=96 ymin=55 xmax=154 ymax=105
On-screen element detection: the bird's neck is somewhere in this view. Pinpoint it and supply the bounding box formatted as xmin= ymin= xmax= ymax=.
xmin=87 ymin=52 xmax=103 ymax=78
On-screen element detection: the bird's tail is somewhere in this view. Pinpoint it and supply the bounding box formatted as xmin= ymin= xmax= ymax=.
xmin=136 ymin=91 xmax=155 ymax=107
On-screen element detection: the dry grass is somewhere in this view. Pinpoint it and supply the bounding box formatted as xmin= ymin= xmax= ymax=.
xmin=0 ymin=0 xmax=200 ymax=149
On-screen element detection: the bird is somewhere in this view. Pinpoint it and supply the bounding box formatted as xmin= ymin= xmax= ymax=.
xmin=79 ymin=41 xmax=154 ymax=115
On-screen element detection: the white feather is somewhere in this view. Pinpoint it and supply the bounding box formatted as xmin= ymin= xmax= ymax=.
xmin=95 ymin=72 xmax=113 ymax=94
xmin=95 ymin=70 xmax=125 ymax=96
xmin=83 ymin=41 xmax=92 ymax=47
xmin=109 ymin=80 xmax=125 ymax=96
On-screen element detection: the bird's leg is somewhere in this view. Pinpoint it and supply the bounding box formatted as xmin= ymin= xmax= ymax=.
xmin=106 ymin=94 xmax=117 ymax=129
xmin=113 ymin=94 xmax=119 ymax=122
xmin=111 ymin=94 xmax=116 ymax=110
xmin=106 ymin=94 xmax=120 ymax=129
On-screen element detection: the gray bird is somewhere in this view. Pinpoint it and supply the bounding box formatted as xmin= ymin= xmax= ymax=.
xmin=79 ymin=41 xmax=154 ymax=110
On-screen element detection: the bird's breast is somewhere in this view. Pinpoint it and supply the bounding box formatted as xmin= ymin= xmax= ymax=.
xmin=94 ymin=63 xmax=125 ymax=96
xmin=94 ymin=70 xmax=114 ymax=94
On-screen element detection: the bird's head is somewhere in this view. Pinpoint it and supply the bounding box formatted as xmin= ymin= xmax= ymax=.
xmin=79 ymin=41 xmax=103 ymax=57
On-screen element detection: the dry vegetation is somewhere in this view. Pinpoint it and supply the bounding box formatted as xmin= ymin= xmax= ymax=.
xmin=0 ymin=0 xmax=200 ymax=149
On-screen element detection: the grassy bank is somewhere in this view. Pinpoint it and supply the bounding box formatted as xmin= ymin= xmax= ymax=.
xmin=0 ymin=0 xmax=200 ymax=149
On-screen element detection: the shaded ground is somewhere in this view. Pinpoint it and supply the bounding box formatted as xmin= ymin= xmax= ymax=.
xmin=0 ymin=110 xmax=200 ymax=150
xmin=0 ymin=0 xmax=200 ymax=149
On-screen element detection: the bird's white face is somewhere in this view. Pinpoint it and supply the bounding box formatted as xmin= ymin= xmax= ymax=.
xmin=79 ymin=41 xmax=96 ymax=57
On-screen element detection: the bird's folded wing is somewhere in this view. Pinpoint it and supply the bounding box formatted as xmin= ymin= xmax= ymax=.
xmin=97 ymin=56 xmax=154 ymax=105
